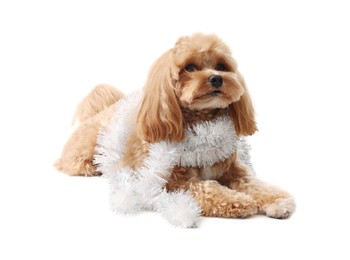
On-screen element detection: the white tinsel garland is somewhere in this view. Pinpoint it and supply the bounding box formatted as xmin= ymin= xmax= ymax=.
xmin=94 ymin=91 xmax=254 ymax=227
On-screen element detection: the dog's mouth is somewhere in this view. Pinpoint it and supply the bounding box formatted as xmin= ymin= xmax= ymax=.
xmin=211 ymin=90 xmax=222 ymax=96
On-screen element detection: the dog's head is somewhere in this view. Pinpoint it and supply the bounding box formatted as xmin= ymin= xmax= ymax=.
xmin=138 ymin=33 xmax=257 ymax=142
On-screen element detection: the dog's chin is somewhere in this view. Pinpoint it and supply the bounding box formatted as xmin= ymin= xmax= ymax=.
xmin=183 ymin=94 xmax=238 ymax=110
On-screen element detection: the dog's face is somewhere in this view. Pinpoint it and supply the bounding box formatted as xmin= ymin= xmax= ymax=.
xmin=172 ymin=34 xmax=244 ymax=110
xmin=138 ymin=33 xmax=257 ymax=143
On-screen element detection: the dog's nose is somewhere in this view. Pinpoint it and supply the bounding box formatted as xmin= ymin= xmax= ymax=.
xmin=208 ymin=75 xmax=223 ymax=88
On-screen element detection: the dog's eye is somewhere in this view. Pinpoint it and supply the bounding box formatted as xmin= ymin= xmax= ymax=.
xmin=184 ymin=64 xmax=197 ymax=72
xmin=216 ymin=63 xmax=226 ymax=71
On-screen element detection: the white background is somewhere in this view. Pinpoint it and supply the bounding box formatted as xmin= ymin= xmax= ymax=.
xmin=1 ymin=0 xmax=349 ymax=259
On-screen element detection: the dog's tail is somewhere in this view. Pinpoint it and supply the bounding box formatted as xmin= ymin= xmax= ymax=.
xmin=73 ymin=84 xmax=125 ymax=124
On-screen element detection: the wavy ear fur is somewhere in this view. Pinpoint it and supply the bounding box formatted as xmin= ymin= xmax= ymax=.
xmin=137 ymin=51 xmax=184 ymax=143
xmin=229 ymin=72 xmax=258 ymax=136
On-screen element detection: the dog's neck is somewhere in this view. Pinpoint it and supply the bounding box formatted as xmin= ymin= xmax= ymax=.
xmin=181 ymin=107 xmax=229 ymax=126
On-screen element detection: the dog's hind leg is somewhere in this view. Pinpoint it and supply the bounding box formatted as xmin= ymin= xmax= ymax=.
xmin=55 ymin=84 xmax=125 ymax=176
xmin=73 ymin=84 xmax=124 ymax=124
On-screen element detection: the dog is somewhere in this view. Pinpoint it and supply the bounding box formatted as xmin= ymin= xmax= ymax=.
xmin=56 ymin=33 xmax=295 ymax=222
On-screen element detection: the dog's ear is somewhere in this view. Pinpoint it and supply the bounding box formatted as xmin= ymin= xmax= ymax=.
xmin=229 ymin=71 xmax=258 ymax=136
xmin=137 ymin=51 xmax=184 ymax=143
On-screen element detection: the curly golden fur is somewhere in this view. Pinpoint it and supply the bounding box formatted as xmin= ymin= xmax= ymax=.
xmin=56 ymin=33 xmax=295 ymax=219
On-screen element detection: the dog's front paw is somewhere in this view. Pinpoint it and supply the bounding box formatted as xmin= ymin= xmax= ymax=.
xmin=263 ymin=197 xmax=296 ymax=219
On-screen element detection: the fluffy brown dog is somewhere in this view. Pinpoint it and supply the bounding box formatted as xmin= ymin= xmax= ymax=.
xmin=56 ymin=33 xmax=295 ymax=219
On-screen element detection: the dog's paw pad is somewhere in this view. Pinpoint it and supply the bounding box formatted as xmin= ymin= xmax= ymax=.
xmin=263 ymin=197 xmax=296 ymax=219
